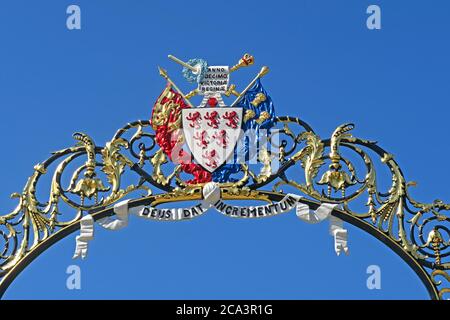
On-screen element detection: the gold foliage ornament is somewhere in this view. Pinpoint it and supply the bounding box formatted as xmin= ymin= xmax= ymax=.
xmin=0 ymin=53 xmax=449 ymax=300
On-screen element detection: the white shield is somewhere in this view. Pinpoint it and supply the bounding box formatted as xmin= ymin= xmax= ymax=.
xmin=182 ymin=107 xmax=243 ymax=172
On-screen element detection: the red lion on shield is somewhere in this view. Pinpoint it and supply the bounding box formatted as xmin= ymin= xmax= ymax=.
xmin=222 ymin=111 xmax=240 ymax=129
xmin=204 ymin=110 xmax=220 ymax=128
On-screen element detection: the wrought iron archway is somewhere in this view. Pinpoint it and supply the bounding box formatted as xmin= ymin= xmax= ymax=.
xmin=0 ymin=117 xmax=449 ymax=299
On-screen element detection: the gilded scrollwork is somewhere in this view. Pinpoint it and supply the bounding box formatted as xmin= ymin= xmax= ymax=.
xmin=150 ymin=149 xmax=181 ymax=186
xmin=0 ymin=114 xmax=449 ymax=299
xmin=0 ymin=124 xmax=153 ymax=278
xmin=263 ymin=116 xmax=449 ymax=298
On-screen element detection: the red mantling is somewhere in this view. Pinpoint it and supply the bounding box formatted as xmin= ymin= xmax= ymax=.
xmin=151 ymin=84 xmax=212 ymax=184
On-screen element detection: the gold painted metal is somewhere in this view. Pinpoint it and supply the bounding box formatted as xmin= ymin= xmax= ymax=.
xmin=230 ymin=66 xmax=269 ymax=107
xmin=151 ymin=85 xmax=185 ymax=132
xmin=255 ymin=111 xmax=270 ymax=124
xmin=431 ymin=270 xmax=450 ymax=299
xmin=150 ymin=149 xmax=181 ymax=186
xmin=316 ymin=125 xmax=357 ymax=197
xmin=185 ymin=88 xmax=199 ymax=99
xmin=1 ymin=64 xmax=449 ymax=299
xmin=243 ymin=109 xmax=256 ymax=123
xmin=158 ymin=67 xmax=194 ymax=108
xmin=250 ymin=93 xmax=266 ymax=107
xmin=423 ymin=228 xmax=445 ymax=265
xmin=224 ymin=84 xmax=240 ymax=97
xmin=230 ymin=53 xmax=255 ymax=72
xmin=247 ymin=148 xmax=272 ymax=184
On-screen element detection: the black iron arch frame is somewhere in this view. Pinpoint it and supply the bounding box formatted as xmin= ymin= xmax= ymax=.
xmin=0 ymin=117 xmax=449 ymax=299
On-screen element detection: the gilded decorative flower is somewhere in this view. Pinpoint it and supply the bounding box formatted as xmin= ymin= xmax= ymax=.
xmin=70 ymin=177 xmax=110 ymax=199
xmin=318 ymin=170 xmax=354 ymax=191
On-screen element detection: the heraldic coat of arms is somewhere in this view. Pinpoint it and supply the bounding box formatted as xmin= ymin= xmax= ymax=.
xmin=151 ymin=54 xmax=274 ymax=184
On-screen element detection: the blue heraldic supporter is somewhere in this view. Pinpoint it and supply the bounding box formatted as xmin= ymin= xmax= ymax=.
xmin=212 ymin=79 xmax=276 ymax=183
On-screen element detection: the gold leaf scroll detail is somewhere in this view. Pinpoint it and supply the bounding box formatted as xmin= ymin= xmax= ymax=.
xmin=101 ymin=137 xmax=150 ymax=205
xmin=291 ymin=131 xmax=324 ymax=193
xmin=150 ymin=149 xmax=181 ymax=186
xmin=249 ymin=148 xmax=273 ymax=184
xmin=431 ymin=270 xmax=450 ymax=299
xmin=151 ymin=85 xmax=183 ymax=132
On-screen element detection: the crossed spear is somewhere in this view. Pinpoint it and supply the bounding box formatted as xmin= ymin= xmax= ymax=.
xmin=158 ymin=54 xmax=269 ymax=108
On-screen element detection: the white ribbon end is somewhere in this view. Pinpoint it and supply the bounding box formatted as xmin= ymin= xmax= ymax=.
xmin=73 ymin=215 xmax=94 ymax=260
xmin=332 ymin=228 xmax=349 ymax=256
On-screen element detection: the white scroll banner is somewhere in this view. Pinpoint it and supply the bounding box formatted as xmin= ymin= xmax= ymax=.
xmin=213 ymin=193 xmax=300 ymax=218
xmin=73 ymin=183 xmax=221 ymax=258
xmin=73 ymin=182 xmax=349 ymax=258
xmin=97 ymin=200 xmax=144 ymax=230
xmin=97 ymin=182 xmax=221 ymax=230
xmin=329 ymin=215 xmax=349 ymax=256
xmin=72 ymin=214 xmax=94 ymax=260
xmin=296 ymin=201 xmax=349 ymax=255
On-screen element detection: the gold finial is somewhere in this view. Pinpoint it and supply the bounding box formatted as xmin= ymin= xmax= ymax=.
xmin=259 ymin=66 xmax=269 ymax=77
xmin=425 ymin=228 xmax=444 ymax=265
xmin=230 ymin=53 xmax=255 ymax=72
xmin=158 ymin=66 xmax=168 ymax=79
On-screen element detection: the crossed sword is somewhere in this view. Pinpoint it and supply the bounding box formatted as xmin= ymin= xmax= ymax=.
xmin=158 ymin=54 xmax=269 ymax=108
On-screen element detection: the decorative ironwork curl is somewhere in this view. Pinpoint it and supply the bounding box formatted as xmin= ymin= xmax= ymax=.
xmin=0 ymin=115 xmax=449 ymax=299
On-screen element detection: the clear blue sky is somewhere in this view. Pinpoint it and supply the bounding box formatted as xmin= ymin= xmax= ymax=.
xmin=0 ymin=0 xmax=449 ymax=299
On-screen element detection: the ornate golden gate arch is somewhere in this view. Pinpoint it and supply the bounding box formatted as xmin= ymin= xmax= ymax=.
xmin=0 ymin=117 xmax=449 ymax=299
